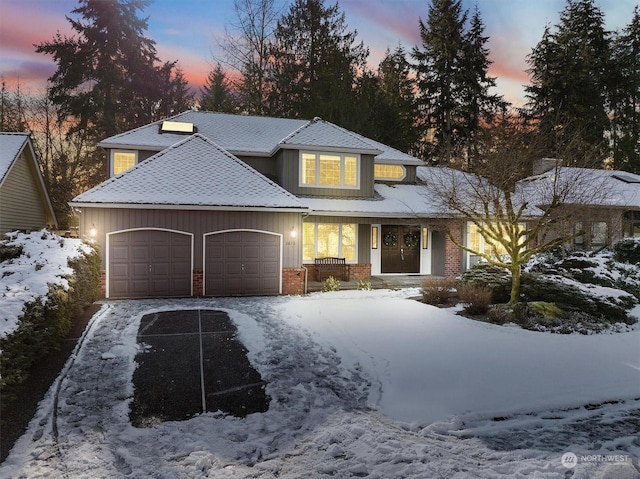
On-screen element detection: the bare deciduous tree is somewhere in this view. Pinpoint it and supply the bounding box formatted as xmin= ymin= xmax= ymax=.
xmin=424 ymin=119 xmax=609 ymax=304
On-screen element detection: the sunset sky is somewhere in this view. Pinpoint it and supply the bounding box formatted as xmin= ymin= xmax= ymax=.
xmin=0 ymin=0 xmax=635 ymax=107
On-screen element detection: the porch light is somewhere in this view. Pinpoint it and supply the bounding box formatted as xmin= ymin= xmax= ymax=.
xmin=290 ymin=227 xmax=298 ymax=239
xmin=89 ymin=224 xmax=97 ymax=238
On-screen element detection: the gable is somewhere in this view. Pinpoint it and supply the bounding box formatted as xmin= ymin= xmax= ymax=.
xmin=0 ymin=134 xmax=57 ymax=232
xmin=72 ymin=134 xmax=307 ymax=211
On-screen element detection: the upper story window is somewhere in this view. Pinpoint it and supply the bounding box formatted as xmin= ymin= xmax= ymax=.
xmin=300 ymin=151 xmax=359 ymax=188
xmin=111 ymin=150 xmax=137 ymax=176
xmin=374 ymin=164 xmax=406 ymax=181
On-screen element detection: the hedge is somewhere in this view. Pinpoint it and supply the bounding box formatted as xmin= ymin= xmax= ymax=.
xmin=0 ymin=246 xmax=100 ymax=410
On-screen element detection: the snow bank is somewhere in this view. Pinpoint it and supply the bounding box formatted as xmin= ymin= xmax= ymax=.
xmin=0 ymin=230 xmax=93 ymax=339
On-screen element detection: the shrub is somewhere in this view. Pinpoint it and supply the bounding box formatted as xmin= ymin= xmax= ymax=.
xmin=420 ymin=277 xmax=455 ymax=305
xmin=0 ymin=243 xmax=23 ymax=263
xmin=487 ymin=304 xmax=513 ymax=325
xmin=0 ymin=243 xmax=100 ymax=411
xmin=457 ymin=264 xmax=511 ymax=303
xmin=356 ymin=279 xmax=372 ymax=291
xmin=322 ymin=276 xmax=341 ymax=292
xmin=457 ymin=282 xmax=492 ymax=315
xmin=614 ymin=238 xmax=640 ymax=264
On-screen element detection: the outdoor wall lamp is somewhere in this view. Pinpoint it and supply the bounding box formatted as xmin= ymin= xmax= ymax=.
xmin=290 ymin=227 xmax=298 ymax=239
xmin=89 ymin=224 xmax=97 ymax=238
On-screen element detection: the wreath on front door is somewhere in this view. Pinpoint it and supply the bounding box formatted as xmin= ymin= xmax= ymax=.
xmin=383 ymin=231 xmax=398 ymax=247
xmin=403 ymin=232 xmax=419 ymax=248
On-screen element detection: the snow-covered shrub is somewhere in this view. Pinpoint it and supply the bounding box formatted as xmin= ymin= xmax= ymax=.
xmin=457 ymin=282 xmax=492 ymax=315
xmin=0 ymin=231 xmax=100 ymax=410
xmin=421 ymin=278 xmax=455 ymax=305
xmin=356 ymin=279 xmax=372 ymax=291
xmin=613 ymin=237 xmax=640 ymax=264
xmin=457 ymin=264 xmax=511 ymax=303
xmin=322 ymin=276 xmax=341 ymax=292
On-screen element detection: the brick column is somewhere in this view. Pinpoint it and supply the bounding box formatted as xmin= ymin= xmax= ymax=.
xmin=348 ymin=263 xmax=371 ymax=280
xmin=444 ymin=222 xmax=463 ymax=278
xmin=192 ymin=270 xmax=203 ymax=297
xmin=282 ymin=267 xmax=306 ymax=295
xmin=99 ymin=270 xmax=106 ymax=298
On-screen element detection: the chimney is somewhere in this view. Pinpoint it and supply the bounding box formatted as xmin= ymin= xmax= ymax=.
xmin=533 ymin=158 xmax=562 ymax=175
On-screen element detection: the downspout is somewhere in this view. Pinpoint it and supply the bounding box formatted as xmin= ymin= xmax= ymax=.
xmin=301 ymin=212 xmax=310 ymax=294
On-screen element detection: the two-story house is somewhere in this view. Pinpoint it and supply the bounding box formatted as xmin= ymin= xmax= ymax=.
xmin=70 ymin=112 xmax=466 ymax=298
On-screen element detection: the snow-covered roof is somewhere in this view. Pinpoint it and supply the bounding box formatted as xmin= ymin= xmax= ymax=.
xmin=98 ymin=111 xmax=422 ymax=164
xmin=72 ymin=134 xmax=307 ymax=211
xmin=279 ymin=117 xmax=382 ymax=155
xmin=303 ymin=183 xmax=452 ymax=217
xmin=519 ymin=167 xmax=640 ymax=209
xmin=0 ymin=132 xmax=29 ymax=185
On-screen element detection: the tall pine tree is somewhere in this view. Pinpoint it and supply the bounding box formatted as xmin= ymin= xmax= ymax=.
xmin=610 ymin=6 xmax=640 ymax=173
xmin=200 ymin=63 xmax=238 ymax=112
xmin=525 ymin=0 xmax=611 ymax=166
xmin=266 ymin=0 xmax=368 ymax=127
xmin=412 ymin=0 xmax=504 ymax=165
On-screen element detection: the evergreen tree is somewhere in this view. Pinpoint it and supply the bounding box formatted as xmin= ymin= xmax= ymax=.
xmin=610 ymin=6 xmax=640 ymax=173
xmin=412 ymin=0 xmax=503 ymax=164
xmin=373 ymin=46 xmax=420 ymax=155
xmin=266 ymin=0 xmax=368 ymax=127
xmin=525 ymin=0 xmax=611 ymax=166
xmin=460 ymin=5 xmax=507 ymax=169
xmin=200 ymin=63 xmax=238 ymax=112
xmin=35 ymin=0 xmax=189 ymax=147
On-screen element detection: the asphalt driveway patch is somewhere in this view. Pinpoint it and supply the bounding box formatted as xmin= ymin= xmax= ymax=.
xmin=129 ymin=310 xmax=270 ymax=427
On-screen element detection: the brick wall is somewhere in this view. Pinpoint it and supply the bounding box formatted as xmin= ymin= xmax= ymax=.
xmin=348 ymin=263 xmax=371 ymax=280
xmin=193 ymin=270 xmax=203 ymax=297
xmin=282 ymin=267 xmax=306 ymax=295
xmin=99 ymin=269 xmax=106 ymax=298
xmin=444 ymin=223 xmax=463 ymax=278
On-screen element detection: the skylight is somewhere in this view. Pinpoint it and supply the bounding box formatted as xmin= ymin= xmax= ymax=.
xmin=160 ymin=121 xmax=195 ymax=134
xmin=612 ymin=173 xmax=640 ymax=184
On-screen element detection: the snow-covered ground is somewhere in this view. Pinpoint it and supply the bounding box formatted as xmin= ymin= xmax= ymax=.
xmin=1 ymin=290 xmax=639 ymax=478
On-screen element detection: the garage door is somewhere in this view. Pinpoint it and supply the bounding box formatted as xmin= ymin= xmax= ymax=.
xmin=109 ymin=229 xmax=192 ymax=298
xmin=205 ymin=230 xmax=280 ymax=296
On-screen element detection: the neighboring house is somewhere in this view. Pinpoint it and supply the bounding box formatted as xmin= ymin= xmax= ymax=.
xmin=70 ymin=112 xmax=465 ymax=298
xmin=0 ymin=132 xmax=57 ymax=235
xmin=521 ymin=161 xmax=640 ymax=251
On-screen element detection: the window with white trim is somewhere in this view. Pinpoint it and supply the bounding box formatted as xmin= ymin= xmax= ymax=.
xmin=111 ymin=150 xmax=137 ymax=176
xmin=300 ymin=152 xmax=359 ymax=188
xmin=374 ymin=164 xmax=406 ymax=181
xmin=303 ymin=223 xmax=357 ymax=261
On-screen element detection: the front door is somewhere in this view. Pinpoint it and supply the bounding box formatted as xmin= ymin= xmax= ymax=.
xmin=381 ymin=225 xmax=420 ymax=273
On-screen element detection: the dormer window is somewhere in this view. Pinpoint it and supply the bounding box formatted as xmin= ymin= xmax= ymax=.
xmin=300 ymin=151 xmax=359 ymax=189
xmin=374 ymin=164 xmax=406 ymax=181
xmin=111 ymin=150 xmax=137 ymax=176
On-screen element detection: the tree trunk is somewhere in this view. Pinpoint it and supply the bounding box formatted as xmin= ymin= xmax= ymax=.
xmin=509 ymin=264 xmax=522 ymax=305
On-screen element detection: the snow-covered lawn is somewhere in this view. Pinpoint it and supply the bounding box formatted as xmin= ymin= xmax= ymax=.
xmin=1 ymin=290 xmax=639 ymax=478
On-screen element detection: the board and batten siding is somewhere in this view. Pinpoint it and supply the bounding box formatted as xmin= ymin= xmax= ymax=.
xmin=0 ymin=151 xmax=50 ymax=233
xmin=276 ymin=150 xmax=375 ymax=198
xmin=79 ymin=207 xmax=303 ymax=269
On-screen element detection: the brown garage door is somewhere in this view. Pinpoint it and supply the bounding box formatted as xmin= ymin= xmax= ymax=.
xmin=205 ymin=231 xmax=280 ymax=296
xmin=109 ymin=229 xmax=192 ymax=298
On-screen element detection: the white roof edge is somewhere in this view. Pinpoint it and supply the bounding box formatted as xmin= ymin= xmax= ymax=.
xmin=97 ymin=142 xmax=165 ymax=151
xmin=68 ymin=202 xmax=309 ymax=212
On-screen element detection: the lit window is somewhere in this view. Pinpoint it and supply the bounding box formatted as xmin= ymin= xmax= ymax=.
xmin=374 ymin=164 xmax=406 ymax=181
xmin=303 ymin=223 xmax=357 ymax=261
xmin=112 ymin=150 xmax=136 ymax=175
xmin=299 ymin=151 xmax=359 ymax=188
xmin=468 ymin=223 xmax=525 ymax=257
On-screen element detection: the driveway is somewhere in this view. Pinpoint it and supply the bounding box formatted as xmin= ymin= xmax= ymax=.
xmin=129 ymin=309 xmax=269 ymax=426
